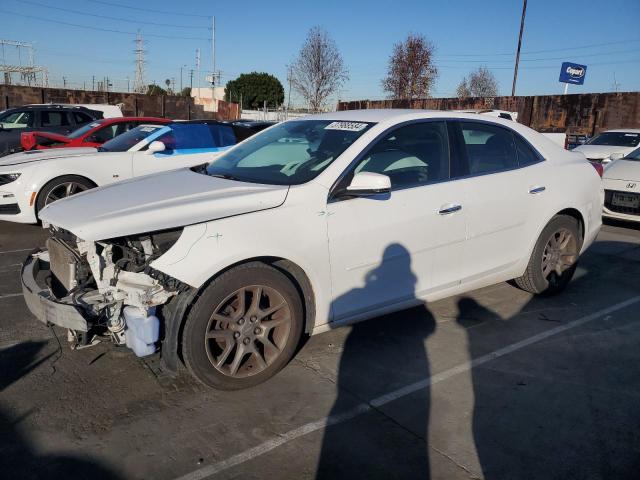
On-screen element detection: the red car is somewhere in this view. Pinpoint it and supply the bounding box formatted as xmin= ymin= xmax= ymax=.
xmin=20 ymin=116 xmax=170 ymax=151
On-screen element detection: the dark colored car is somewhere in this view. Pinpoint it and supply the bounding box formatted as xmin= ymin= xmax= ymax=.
xmin=229 ymin=120 xmax=277 ymax=139
xmin=0 ymin=104 xmax=103 ymax=157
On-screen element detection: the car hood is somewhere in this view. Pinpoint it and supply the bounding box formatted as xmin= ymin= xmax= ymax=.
xmin=572 ymin=144 xmax=636 ymax=159
xmin=0 ymin=147 xmax=98 ymax=166
xmin=603 ymin=159 xmax=640 ymax=181
xmin=39 ymin=168 xmax=290 ymax=241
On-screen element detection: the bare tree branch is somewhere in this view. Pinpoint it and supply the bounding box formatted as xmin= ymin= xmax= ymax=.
xmin=456 ymin=66 xmax=499 ymax=98
xmin=382 ymin=34 xmax=438 ymax=100
xmin=290 ymin=27 xmax=349 ymax=112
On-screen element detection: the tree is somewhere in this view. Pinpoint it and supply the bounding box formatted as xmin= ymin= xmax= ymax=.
xmin=456 ymin=79 xmax=471 ymax=98
xmin=224 ymin=72 xmax=284 ymax=109
xmin=179 ymin=87 xmax=192 ymax=97
xmin=382 ymin=34 xmax=438 ymax=100
xmin=456 ymin=66 xmax=499 ymax=98
xmin=289 ymin=26 xmax=348 ymax=112
xmin=146 ymin=84 xmax=167 ymax=96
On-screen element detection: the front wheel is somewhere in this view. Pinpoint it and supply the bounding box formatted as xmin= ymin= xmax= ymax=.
xmin=182 ymin=262 xmax=303 ymax=390
xmin=36 ymin=175 xmax=96 ymax=217
xmin=513 ymin=215 xmax=582 ymax=295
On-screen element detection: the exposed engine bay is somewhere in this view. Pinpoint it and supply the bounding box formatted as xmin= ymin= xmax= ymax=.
xmin=42 ymin=226 xmax=187 ymax=355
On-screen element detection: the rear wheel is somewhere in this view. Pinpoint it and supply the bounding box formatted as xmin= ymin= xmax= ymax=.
xmin=36 ymin=175 xmax=96 ymax=216
xmin=182 ymin=262 xmax=303 ymax=390
xmin=513 ymin=215 xmax=582 ymax=295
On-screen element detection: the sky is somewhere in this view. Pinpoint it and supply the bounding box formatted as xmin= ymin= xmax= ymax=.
xmin=1 ymin=0 xmax=639 ymax=106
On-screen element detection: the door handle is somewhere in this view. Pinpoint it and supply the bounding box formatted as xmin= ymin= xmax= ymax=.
xmin=529 ymin=186 xmax=546 ymax=194
xmin=438 ymin=204 xmax=462 ymax=215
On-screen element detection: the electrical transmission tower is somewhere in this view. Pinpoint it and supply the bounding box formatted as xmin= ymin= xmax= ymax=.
xmin=1 ymin=39 xmax=48 ymax=86
xmin=133 ymin=31 xmax=146 ymax=93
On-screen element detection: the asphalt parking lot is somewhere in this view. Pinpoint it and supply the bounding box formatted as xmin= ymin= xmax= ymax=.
xmin=1 ymin=219 xmax=639 ymax=480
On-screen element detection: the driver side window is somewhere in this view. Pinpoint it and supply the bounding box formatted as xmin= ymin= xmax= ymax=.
xmin=353 ymin=121 xmax=450 ymax=190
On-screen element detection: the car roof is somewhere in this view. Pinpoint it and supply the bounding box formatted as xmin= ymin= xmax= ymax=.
xmin=16 ymin=104 xmax=98 ymax=111
xmin=601 ymin=129 xmax=640 ymax=134
xmin=171 ymin=119 xmax=228 ymax=125
xmin=102 ymin=116 xmax=170 ymax=123
xmin=303 ymin=109 xmax=433 ymax=123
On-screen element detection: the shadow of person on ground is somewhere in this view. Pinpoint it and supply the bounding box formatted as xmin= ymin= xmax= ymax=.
xmin=316 ymin=244 xmax=436 ymax=479
xmin=0 ymin=341 xmax=123 ymax=480
xmin=458 ymin=257 xmax=640 ymax=480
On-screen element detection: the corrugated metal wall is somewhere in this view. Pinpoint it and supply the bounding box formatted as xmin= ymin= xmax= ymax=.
xmin=337 ymin=92 xmax=640 ymax=135
xmin=0 ymin=85 xmax=240 ymax=121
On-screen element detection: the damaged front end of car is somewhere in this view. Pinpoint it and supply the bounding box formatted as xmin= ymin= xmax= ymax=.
xmin=21 ymin=225 xmax=191 ymax=359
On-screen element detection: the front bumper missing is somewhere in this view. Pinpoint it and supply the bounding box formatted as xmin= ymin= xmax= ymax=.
xmin=21 ymin=251 xmax=88 ymax=332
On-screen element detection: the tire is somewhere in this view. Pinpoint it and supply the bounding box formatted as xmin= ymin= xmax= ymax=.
xmin=182 ymin=262 xmax=304 ymax=390
xmin=35 ymin=175 xmax=96 ymax=217
xmin=513 ymin=215 xmax=582 ymax=295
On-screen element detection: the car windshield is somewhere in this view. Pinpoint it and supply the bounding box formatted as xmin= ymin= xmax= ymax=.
xmin=99 ymin=124 xmax=165 ymax=152
xmin=67 ymin=120 xmax=105 ymax=139
xmin=623 ymin=147 xmax=640 ymax=161
xmin=587 ymin=132 xmax=640 ymax=147
xmin=206 ymin=120 xmax=374 ymax=185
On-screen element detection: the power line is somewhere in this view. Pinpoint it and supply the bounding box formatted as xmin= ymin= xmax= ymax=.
xmin=438 ymin=38 xmax=640 ymax=58
xmin=435 ymin=48 xmax=640 ymax=64
xmin=0 ymin=9 xmax=210 ymax=41
xmin=436 ymin=58 xmax=640 ymax=70
xmin=15 ymin=0 xmax=209 ymax=29
xmin=86 ymin=0 xmax=210 ymax=18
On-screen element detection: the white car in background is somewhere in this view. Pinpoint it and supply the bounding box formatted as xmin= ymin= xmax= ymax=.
xmin=0 ymin=121 xmax=244 ymax=223
xmin=602 ymin=146 xmax=640 ymax=223
xmin=22 ymin=110 xmax=602 ymax=390
xmin=573 ymin=129 xmax=640 ymax=164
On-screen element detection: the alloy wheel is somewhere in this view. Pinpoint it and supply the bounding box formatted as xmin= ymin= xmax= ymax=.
xmin=44 ymin=181 xmax=90 ymax=205
xmin=541 ymin=228 xmax=578 ymax=285
xmin=204 ymin=285 xmax=292 ymax=378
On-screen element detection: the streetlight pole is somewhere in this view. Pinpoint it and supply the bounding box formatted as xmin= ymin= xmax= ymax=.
xmin=180 ymin=64 xmax=187 ymax=93
xmin=511 ymin=0 xmax=527 ymax=97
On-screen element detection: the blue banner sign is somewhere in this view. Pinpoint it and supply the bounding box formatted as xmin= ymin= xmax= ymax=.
xmin=559 ymin=62 xmax=587 ymax=85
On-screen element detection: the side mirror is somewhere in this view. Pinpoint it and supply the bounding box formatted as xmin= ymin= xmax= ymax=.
xmin=609 ymin=152 xmax=624 ymax=161
xmin=345 ymin=172 xmax=391 ymax=195
xmin=146 ymin=140 xmax=166 ymax=154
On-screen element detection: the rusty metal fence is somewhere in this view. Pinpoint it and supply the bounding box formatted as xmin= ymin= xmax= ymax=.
xmin=337 ymin=92 xmax=640 ymax=136
xmin=0 ymin=85 xmax=240 ymax=121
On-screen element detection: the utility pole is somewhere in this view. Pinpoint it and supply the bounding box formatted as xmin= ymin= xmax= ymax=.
xmin=511 ymin=0 xmax=527 ymax=97
xmin=133 ymin=30 xmax=146 ymax=93
xmin=180 ymin=64 xmax=187 ymax=93
xmin=92 ymin=75 xmax=95 ymax=91
xmin=211 ymin=16 xmax=216 ymax=85
xmin=126 ymin=76 xmax=130 ymax=92
xmin=612 ymin=72 xmax=621 ymax=93
xmin=62 ymin=76 xmax=66 ymax=88
xmin=287 ymin=65 xmax=292 ymax=119
xmin=195 ymin=48 xmax=201 ymax=100
xmin=189 ymin=69 xmax=193 ymax=90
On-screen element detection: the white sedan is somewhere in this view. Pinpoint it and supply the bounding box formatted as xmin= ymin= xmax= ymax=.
xmin=22 ymin=109 xmax=602 ymax=389
xmin=603 ymin=146 xmax=640 ymax=222
xmin=0 ymin=121 xmax=241 ymax=223
xmin=573 ymin=129 xmax=640 ymax=164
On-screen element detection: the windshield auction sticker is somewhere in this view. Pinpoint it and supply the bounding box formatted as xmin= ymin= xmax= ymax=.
xmin=324 ymin=121 xmax=368 ymax=132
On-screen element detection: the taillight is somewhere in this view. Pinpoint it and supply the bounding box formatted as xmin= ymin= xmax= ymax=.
xmin=589 ymin=161 xmax=604 ymax=178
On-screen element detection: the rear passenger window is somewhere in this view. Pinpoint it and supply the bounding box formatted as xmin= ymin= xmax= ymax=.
xmin=353 ymin=121 xmax=449 ymax=190
xmin=41 ymin=111 xmax=70 ymax=127
xmin=514 ymin=134 xmax=542 ymax=166
xmin=210 ymin=124 xmax=236 ymax=147
xmin=460 ymin=122 xmax=517 ymax=175
xmin=90 ymin=124 xmax=120 ymax=142
xmin=73 ymin=112 xmax=93 ymax=124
